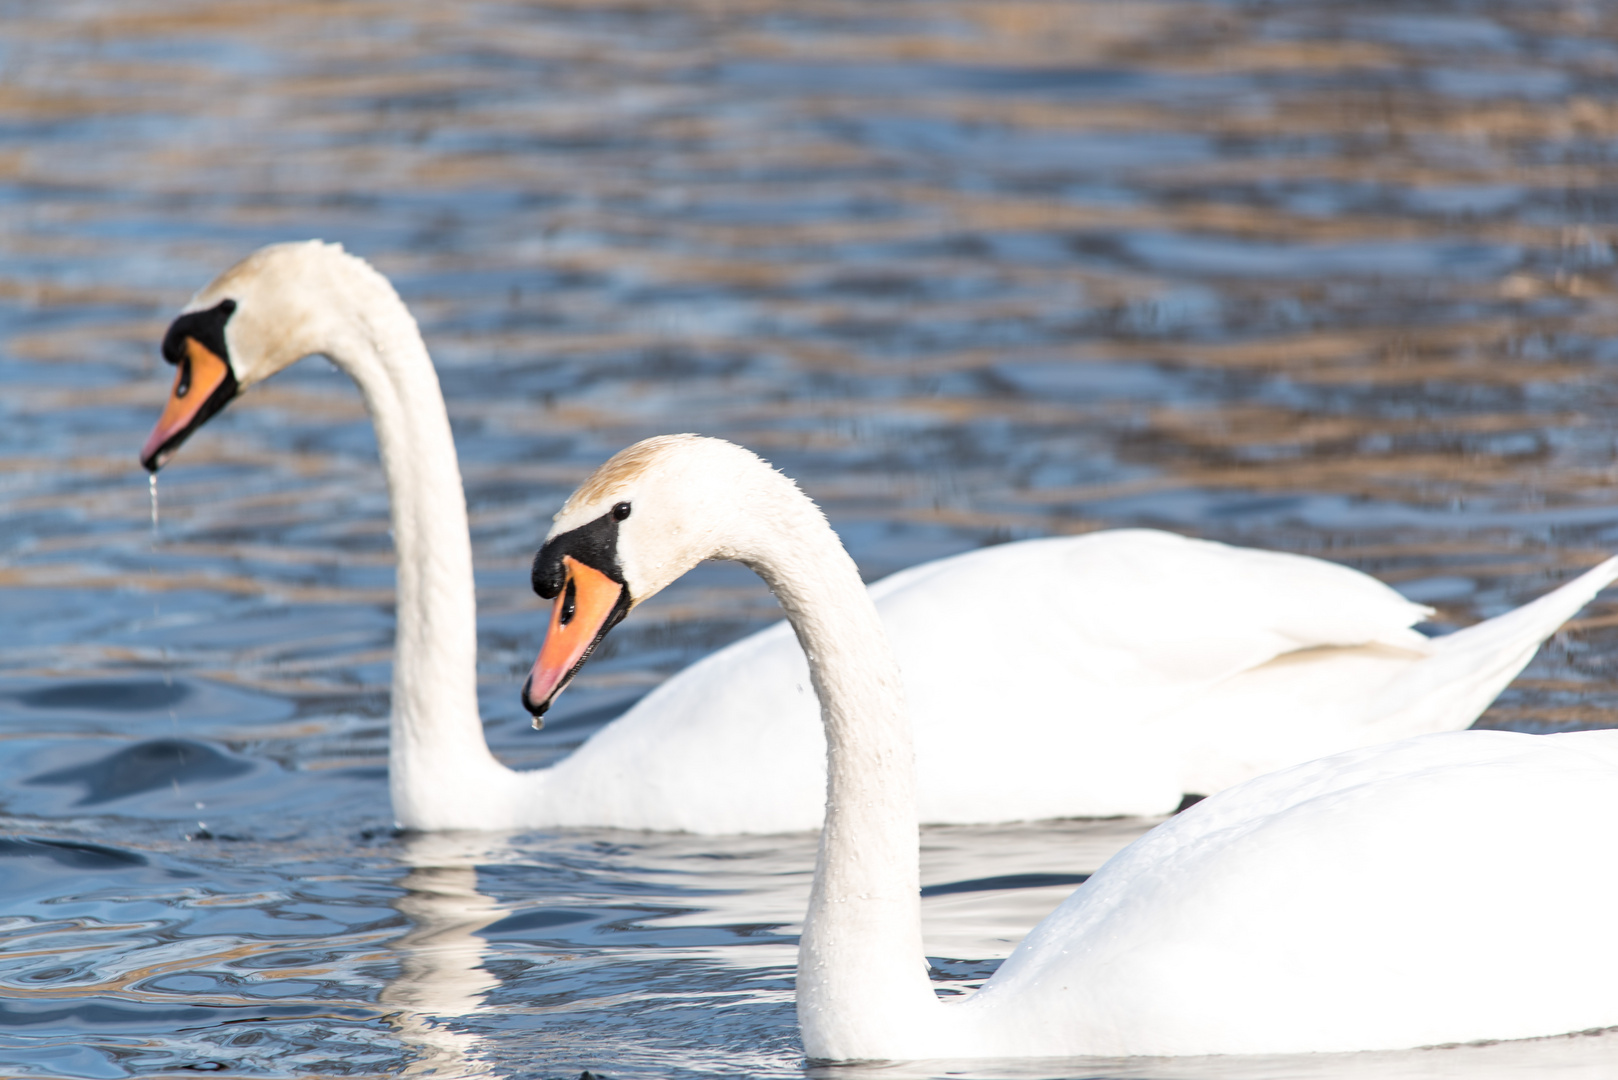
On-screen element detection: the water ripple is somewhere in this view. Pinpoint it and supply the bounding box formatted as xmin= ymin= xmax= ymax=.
xmin=3 ymin=0 xmax=1618 ymax=1076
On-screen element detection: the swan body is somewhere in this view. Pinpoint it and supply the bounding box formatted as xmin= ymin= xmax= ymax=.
xmin=524 ymin=434 xmax=1618 ymax=1059
xmin=142 ymin=240 xmax=1618 ymax=832
xmin=591 ymin=531 xmax=1617 ymax=831
xmin=963 ymin=727 xmax=1618 ymax=1057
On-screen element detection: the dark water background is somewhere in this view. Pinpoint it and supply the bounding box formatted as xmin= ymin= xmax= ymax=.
xmin=4 ymin=0 xmax=1618 ymax=1076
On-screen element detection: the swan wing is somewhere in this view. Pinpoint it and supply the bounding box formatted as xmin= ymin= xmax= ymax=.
xmin=1165 ymin=555 xmax=1618 ymax=794
xmin=877 ymin=531 xmax=1434 ymax=819
xmin=873 ymin=529 xmax=1432 ymax=695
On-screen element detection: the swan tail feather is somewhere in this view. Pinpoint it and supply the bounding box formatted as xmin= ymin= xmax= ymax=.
xmin=1368 ymin=556 xmax=1618 ymax=738
xmin=1430 ymin=556 xmax=1618 ymax=660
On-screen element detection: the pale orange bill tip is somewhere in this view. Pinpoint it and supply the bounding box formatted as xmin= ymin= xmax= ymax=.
xmin=140 ymin=338 xmax=232 ymax=470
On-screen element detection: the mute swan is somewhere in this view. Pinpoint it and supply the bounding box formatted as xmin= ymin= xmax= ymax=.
xmin=140 ymin=240 xmax=1618 ymax=833
xmin=523 ymin=434 xmax=1618 ymax=1059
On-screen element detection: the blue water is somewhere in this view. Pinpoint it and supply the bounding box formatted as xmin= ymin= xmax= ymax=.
xmin=3 ymin=0 xmax=1618 ymax=1075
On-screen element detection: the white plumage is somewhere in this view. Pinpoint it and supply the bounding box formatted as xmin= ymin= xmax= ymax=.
xmin=148 ymin=240 xmax=1618 ymax=833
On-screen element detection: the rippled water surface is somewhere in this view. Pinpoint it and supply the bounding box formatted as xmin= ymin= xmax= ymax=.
xmin=6 ymin=0 xmax=1618 ymax=1076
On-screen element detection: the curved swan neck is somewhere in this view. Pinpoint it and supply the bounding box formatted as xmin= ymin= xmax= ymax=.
xmin=731 ymin=483 xmax=942 ymax=1059
xmin=312 ymin=264 xmax=503 ymax=826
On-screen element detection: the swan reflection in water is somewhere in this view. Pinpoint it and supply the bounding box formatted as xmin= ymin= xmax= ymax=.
xmin=374 ymin=817 xmax=1155 ymax=1078
xmin=384 ymin=831 xmax=512 ymax=1079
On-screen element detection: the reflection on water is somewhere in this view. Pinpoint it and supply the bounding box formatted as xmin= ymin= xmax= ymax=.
xmin=4 ymin=0 xmax=1618 ymax=1075
xmin=386 ymin=833 xmax=507 ymax=1079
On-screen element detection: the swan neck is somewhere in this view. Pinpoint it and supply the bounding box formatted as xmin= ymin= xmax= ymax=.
xmin=742 ymin=496 xmax=940 ymax=1059
xmin=320 ymin=283 xmax=501 ymax=826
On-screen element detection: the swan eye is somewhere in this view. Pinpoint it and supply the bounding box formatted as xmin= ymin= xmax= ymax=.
xmin=560 ymin=577 xmax=577 ymax=626
xmin=612 ymin=502 xmax=631 ymax=521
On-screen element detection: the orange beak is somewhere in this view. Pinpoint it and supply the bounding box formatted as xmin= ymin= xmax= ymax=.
xmin=521 ymin=556 xmax=629 ymax=722
xmin=140 ymin=338 xmax=236 ymax=472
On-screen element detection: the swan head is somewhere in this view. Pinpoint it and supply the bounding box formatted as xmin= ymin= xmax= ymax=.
xmin=140 ymin=240 xmax=390 ymax=471
xmin=521 ymin=434 xmax=806 ymax=718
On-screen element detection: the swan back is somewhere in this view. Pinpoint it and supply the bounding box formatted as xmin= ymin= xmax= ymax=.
xmin=964 ymin=728 xmax=1618 ymax=1055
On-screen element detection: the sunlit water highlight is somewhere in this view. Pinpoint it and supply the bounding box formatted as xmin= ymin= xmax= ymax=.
xmin=3 ymin=0 xmax=1618 ymax=1077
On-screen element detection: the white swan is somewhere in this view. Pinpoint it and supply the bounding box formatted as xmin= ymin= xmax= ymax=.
xmin=140 ymin=239 xmax=1618 ymax=833
xmin=523 ymin=433 xmax=1618 ymax=1059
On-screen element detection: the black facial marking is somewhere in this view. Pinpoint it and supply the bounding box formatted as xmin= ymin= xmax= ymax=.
xmin=531 ymin=508 xmax=627 ymax=598
xmin=560 ymin=578 xmax=577 ymax=625
xmin=524 ymin=507 xmax=636 ymax=718
xmin=141 ymin=299 xmax=241 ymax=473
xmin=161 ymin=299 xmax=236 ymax=368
